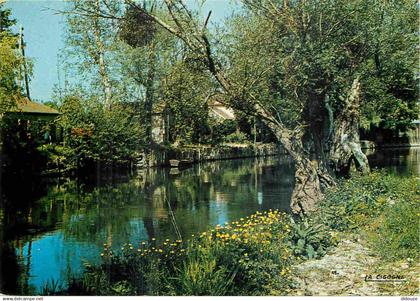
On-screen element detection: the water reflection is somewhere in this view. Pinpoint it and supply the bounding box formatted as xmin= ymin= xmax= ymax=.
xmin=1 ymin=156 xmax=294 ymax=294
xmin=367 ymin=147 xmax=419 ymax=175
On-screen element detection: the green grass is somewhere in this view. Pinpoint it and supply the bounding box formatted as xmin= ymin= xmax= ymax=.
xmin=318 ymin=170 xmax=418 ymax=263
xmin=370 ymin=194 xmax=419 ymax=262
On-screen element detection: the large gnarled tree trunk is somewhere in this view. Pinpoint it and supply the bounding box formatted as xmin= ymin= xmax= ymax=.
xmin=330 ymin=78 xmax=370 ymax=176
xmin=267 ymin=122 xmax=335 ymax=214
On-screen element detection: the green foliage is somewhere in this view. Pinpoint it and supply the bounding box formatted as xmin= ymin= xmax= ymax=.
xmin=0 ymin=34 xmax=19 ymax=114
xmin=370 ymin=191 xmax=419 ymax=262
xmin=317 ymin=171 xmax=418 ymax=263
xmin=41 ymin=279 xmax=65 ymax=296
xmin=1 ymin=114 xmax=53 ymax=172
xmin=119 ymin=4 xmax=156 ymax=48
xmin=360 ymin=0 xmax=418 ymax=132
xmin=62 ymin=0 xmax=418 ymax=153
xmin=36 ymin=144 xmax=72 ymax=173
xmin=170 ymin=255 xmax=235 ymax=295
xmin=57 ymin=94 xmax=143 ymax=168
xmin=0 ymin=4 xmax=16 ymax=33
xmin=223 ymin=131 xmax=249 ymax=144
xmin=208 ymin=119 xmax=237 ymax=145
xmin=320 ymin=171 xmax=415 ymax=231
xmin=163 ymin=61 xmax=212 ymax=145
xmin=222 ymin=0 xmax=418 ymax=144
xmin=0 ymin=5 xmax=20 ymax=115
xmin=289 ymin=217 xmax=333 ymax=259
xmin=63 ymin=0 xmax=122 ymax=98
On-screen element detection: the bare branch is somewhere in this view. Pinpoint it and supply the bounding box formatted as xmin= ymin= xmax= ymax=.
xmin=203 ymin=11 xmax=212 ymax=31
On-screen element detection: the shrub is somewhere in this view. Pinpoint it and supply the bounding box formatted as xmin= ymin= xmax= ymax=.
xmin=58 ymin=95 xmax=144 ymax=170
xmin=288 ymin=217 xmax=333 ymax=259
xmin=65 ymin=210 xmax=295 ymax=296
xmin=169 ymin=254 xmax=235 ymax=295
xmin=223 ymin=131 xmax=249 ymax=144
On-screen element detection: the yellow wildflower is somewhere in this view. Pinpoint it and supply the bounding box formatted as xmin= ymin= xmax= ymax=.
xmin=281 ymin=269 xmax=286 ymax=276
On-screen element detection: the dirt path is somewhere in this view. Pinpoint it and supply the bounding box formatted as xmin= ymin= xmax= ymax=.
xmin=290 ymin=234 xmax=419 ymax=296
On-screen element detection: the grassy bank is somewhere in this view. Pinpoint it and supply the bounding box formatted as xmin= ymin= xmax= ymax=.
xmin=320 ymin=171 xmax=418 ymax=264
xmin=45 ymin=171 xmax=418 ymax=296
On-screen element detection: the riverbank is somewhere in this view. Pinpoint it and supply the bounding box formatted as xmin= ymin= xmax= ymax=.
xmin=42 ymin=170 xmax=418 ymax=296
xmin=146 ymin=143 xmax=281 ymax=167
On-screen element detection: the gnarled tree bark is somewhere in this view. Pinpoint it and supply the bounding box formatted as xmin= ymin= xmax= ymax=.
xmin=269 ymin=123 xmax=335 ymax=214
xmin=330 ymin=78 xmax=370 ymax=176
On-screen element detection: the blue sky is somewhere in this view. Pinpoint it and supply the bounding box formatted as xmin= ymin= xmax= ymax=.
xmin=5 ymin=0 xmax=238 ymax=103
xmin=5 ymin=0 xmax=67 ymax=102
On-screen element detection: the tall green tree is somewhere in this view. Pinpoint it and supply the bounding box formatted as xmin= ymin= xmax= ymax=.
xmin=0 ymin=3 xmax=18 ymax=114
xmin=119 ymin=3 xmax=163 ymax=164
xmin=119 ymin=3 xmax=214 ymax=147
xmin=58 ymin=93 xmax=144 ymax=169
xmin=359 ymin=0 xmax=418 ymax=132
xmin=64 ymin=0 xmax=122 ymax=107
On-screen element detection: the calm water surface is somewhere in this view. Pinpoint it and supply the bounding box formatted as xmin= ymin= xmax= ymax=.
xmin=0 ymin=147 xmax=418 ymax=294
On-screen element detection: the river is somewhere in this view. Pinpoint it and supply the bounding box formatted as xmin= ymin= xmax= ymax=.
xmin=0 ymin=147 xmax=418 ymax=294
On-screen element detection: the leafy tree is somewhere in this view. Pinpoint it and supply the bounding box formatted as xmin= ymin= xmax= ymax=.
xmin=359 ymin=0 xmax=418 ymax=132
xmin=0 ymin=4 xmax=15 ymax=33
xmin=0 ymin=34 xmax=19 ymax=114
xmin=63 ymin=0 xmax=122 ymax=107
xmin=0 ymin=4 xmax=18 ymax=114
xmin=0 ymin=4 xmax=40 ymax=177
xmin=126 ymin=0 xmax=417 ymax=213
xmin=118 ymin=3 xmax=215 ymax=146
xmin=162 ymin=60 xmax=212 ymax=144
xmin=118 ymin=3 xmax=163 ymax=163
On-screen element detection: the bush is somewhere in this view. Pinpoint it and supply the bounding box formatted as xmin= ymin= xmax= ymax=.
xmin=169 ymin=254 xmax=235 ymax=295
xmin=58 ymin=95 xmax=144 ymax=169
xmin=288 ymin=217 xmax=333 ymax=259
xmin=64 ymin=210 xmax=295 ymax=296
xmin=209 ymin=120 xmax=239 ymax=145
xmin=223 ymin=131 xmax=249 ymax=144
